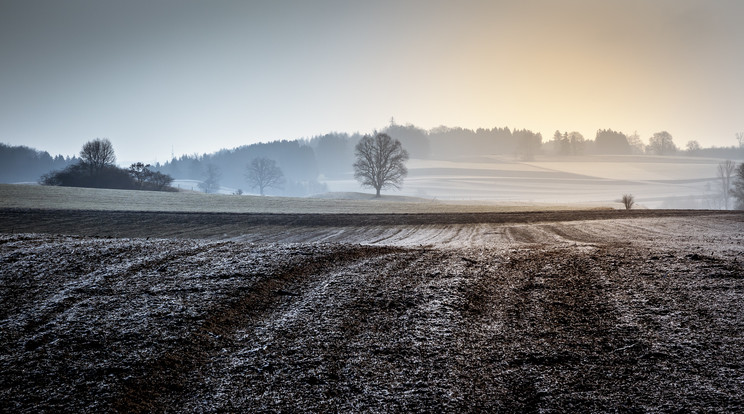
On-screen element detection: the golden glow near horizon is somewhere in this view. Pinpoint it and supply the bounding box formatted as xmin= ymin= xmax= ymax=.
xmin=0 ymin=0 xmax=742 ymax=162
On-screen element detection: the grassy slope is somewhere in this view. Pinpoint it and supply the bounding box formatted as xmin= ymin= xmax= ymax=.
xmin=0 ymin=184 xmax=610 ymax=214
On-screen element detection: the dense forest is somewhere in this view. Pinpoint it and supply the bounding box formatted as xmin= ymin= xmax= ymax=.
xmin=0 ymin=144 xmax=77 ymax=183
xmin=3 ymin=122 xmax=743 ymax=196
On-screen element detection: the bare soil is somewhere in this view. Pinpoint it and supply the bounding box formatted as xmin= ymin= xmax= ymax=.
xmin=2 ymin=208 xmax=744 ymax=412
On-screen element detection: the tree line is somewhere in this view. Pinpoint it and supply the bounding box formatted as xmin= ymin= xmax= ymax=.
xmin=4 ymin=122 xmax=743 ymax=199
xmin=0 ymin=143 xmax=77 ymax=183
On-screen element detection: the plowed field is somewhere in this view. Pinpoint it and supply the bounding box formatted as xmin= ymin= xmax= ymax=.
xmin=2 ymin=209 xmax=744 ymax=412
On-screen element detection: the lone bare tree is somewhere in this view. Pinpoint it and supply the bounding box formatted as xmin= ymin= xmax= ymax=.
xmin=621 ymin=194 xmax=635 ymax=210
xmin=80 ymin=138 xmax=116 ymax=173
xmin=353 ymin=133 xmax=409 ymax=197
xmin=717 ymin=160 xmax=737 ymax=210
xmin=198 ymin=164 xmax=221 ymax=193
xmin=246 ymin=157 xmax=284 ymax=196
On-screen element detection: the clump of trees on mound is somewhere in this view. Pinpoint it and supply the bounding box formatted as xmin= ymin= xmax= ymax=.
xmin=41 ymin=139 xmax=174 ymax=191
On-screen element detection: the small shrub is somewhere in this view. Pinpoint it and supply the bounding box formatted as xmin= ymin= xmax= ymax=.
xmin=621 ymin=194 xmax=635 ymax=210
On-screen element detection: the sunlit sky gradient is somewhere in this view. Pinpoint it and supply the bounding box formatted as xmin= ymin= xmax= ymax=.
xmin=1 ymin=0 xmax=743 ymax=164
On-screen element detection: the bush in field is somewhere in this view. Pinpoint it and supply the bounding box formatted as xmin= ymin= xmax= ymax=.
xmin=41 ymin=139 xmax=173 ymax=191
xmin=41 ymin=163 xmax=134 ymax=189
xmin=621 ymin=194 xmax=635 ymax=210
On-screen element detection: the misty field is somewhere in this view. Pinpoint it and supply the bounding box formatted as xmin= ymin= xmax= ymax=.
xmin=325 ymin=154 xmax=725 ymax=208
xmin=2 ymin=199 xmax=744 ymax=411
xmin=0 ymin=183 xmax=607 ymax=214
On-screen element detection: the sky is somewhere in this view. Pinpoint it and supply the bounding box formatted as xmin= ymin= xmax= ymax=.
xmin=1 ymin=0 xmax=743 ymax=165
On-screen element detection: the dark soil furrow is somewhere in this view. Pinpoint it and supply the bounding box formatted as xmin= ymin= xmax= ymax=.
xmin=112 ymin=245 xmax=402 ymax=412
xmin=1 ymin=208 xmax=741 ymax=240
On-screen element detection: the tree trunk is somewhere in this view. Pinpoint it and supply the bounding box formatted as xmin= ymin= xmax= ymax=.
xmin=375 ymin=187 xmax=381 ymax=198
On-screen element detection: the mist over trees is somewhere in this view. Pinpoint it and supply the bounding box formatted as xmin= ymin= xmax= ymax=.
xmin=0 ymin=143 xmax=76 ymax=183
xmin=198 ymin=164 xmax=222 ymax=194
xmin=246 ymin=157 xmax=284 ymax=196
xmin=732 ymin=163 xmax=744 ymax=210
xmin=157 ymin=140 xmax=326 ymax=196
xmin=5 ymin=121 xmax=744 ymax=199
xmin=647 ymin=131 xmax=677 ymax=155
xmin=595 ymin=129 xmax=631 ymax=154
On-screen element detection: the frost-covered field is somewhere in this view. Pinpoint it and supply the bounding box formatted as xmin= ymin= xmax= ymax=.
xmin=0 ymin=184 xmax=603 ymax=214
xmin=2 ymin=209 xmax=744 ymax=412
xmin=325 ymin=155 xmax=732 ymax=208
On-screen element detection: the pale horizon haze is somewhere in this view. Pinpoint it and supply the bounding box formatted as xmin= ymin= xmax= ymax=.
xmin=1 ymin=0 xmax=743 ymax=165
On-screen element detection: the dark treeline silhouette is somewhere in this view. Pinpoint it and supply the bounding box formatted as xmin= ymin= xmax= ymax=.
xmin=0 ymin=143 xmax=77 ymax=183
xmin=41 ymin=138 xmax=175 ymax=191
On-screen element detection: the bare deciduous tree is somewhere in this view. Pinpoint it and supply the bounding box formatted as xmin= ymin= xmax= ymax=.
xmin=246 ymin=157 xmax=284 ymax=196
xmin=717 ymin=160 xmax=736 ymax=210
xmin=353 ymin=133 xmax=409 ymax=197
xmin=198 ymin=164 xmax=221 ymax=194
xmin=80 ymin=138 xmax=116 ymax=172
xmin=621 ymin=194 xmax=635 ymax=210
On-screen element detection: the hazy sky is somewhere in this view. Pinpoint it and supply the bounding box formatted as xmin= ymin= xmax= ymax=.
xmin=2 ymin=0 xmax=743 ymax=164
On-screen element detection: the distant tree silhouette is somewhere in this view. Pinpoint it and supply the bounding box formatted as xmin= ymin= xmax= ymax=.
xmin=626 ymin=131 xmax=645 ymax=154
xmin=353 ymin=133 xmax=409 ymax=197
xmin=686 ymin=140 xmax=702 ymax=154
xmin=147 ymin=171 xmax=174 ymax=190
xmin=128 ymin=162 xmax=152 ymax=189
xmin=198 ymin=164 xmax=221 ymax=193
xmin=0 ymin=143 xmax=75 ymax=183
xmin=732 ymin=163 xmax=744 ymax=210
xmin=621 ymin=194 xmax=635 ymax=210
xmin=595 ymin=129 xmax=630 ymax=154
xmin=567 ymin=131 xmax=585 ymax=155
xmin=127 ymin=162 xmax=174 ymax=190
xmin=717 ymin=160 xmax=736 ymax=210
xmin=647 ymin=131 xmax=676 ymax=155
xmin=515 ymin=129 xmax=542 ymax=160
xmin=80 ymin=138 xmax=116 ymax=173
xmin=246 ymin=157 xmax=284 ymax=196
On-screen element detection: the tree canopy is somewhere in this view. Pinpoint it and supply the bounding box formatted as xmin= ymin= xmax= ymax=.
xmin=353 ymin=133 xmax=409 ymax=197
xmin=246 ymin=157 xmax=284 ymax=196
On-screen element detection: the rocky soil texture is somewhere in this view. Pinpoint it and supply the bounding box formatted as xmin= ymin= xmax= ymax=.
xmin=1 ymin=209 xmax=744 ymax=412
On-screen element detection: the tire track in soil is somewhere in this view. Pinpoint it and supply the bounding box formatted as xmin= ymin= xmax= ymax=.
xmin=474 ymin=247 xmax=649 ymax=411
xmin=173 ymin=248 xmax=500 ymax=412
xmin=112 ymin=244 xmax=403 ymax=413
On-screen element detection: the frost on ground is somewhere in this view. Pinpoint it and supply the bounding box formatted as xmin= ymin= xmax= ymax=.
xmin=1 ymin=211 xmax=744 ymax=412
